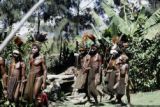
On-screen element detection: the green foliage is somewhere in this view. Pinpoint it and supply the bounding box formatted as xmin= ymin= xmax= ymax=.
xmin=102 ymin=2 xmax=140 ymax=37
xmin=103 ymin=29 xmax=112 ymax=38
xmin=102 ymin=2 xmax=116 ymax=17
xmin=102 ymin=2 xmax=160 ymax=91
xmin=144 ymin=8 xmax=160 ymax=29
xmin=0 ymin=0 xmax=36 ymax=25
xmin=143 ymin=8 xmax=160 ymax=40
xmin=128 ymin=36 xmax=160 ymax=91
xmin=92 ymin=10 xmax=107 ymax=28
xmin=0 ymin=0 xmax=159 ymax=94
xmin=143 ymin=23 xmax=160 ymax=40
xmin=102 ymin=1 xmax=160 ymax=40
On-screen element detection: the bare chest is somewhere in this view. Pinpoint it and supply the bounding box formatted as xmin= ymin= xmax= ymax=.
xmin=90 ymin=54 xmax=100 ymax=64
xmin=31 ymin=56 xmax=42 ymax=66
xmin=14 ymin=62 xmax=21 ymax=69
xmin=120 ymin=64 xmax=127 ymax=74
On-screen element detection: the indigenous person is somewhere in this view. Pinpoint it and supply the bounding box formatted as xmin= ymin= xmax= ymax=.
xmin=73 ymin=47 xmax=88 ymax=96
xmin=0 ymin=56 xmax=8 ymax=98
xmin=7 ymin=50 xmax=26 ymax=102
xmin=24 ymin=43 xmax=47 ymax=104
xmin=110 ymin=36 xmax=120 ymax=56
xmin=87 ymin=44 xmax=102 ymax=104
xmin=104 ymin=36 xmax=120 ymax=100
xmin=115 ymin=54 xmax=129 ymax=104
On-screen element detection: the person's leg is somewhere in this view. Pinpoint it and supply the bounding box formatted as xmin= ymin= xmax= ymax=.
xmin=25 ymin=73 xmax=36 ymax=101
xmin=126 ymin=84 xmax=130 ymax=104
xmin=72 ymin=88 xmax=78 ymax=96
xmin=109 ymin=93 xmax=114 ymax=100
xmin=116 ymin=94 xmax=123 ymax=103
xmin=113 ymin=73 xmax=120 ymax=90
xmin=105 ymin=72 xmax=110 ymax=84
xmin=95 ymin=73 xmax=100 ymax=86
xmin=14 ymin=83 xmax=20 ymax=102
xmin=33 ymin=77 xmax=42 ymax=99
xmin=87 ymin=86 xmax=91 ymax=103
xmin=91 ymin=92 xmax=98 ymax=104
xmin=90 ymin=82 xmax=99 ymax=104
xmin=84 ymin=72 xmax=89 ymax=99
xmin=2 ymin=74 xmax=8 ymax=90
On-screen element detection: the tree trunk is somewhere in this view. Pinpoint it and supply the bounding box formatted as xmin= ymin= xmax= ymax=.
xmin=76 ymin=0 xmax=80 ymax=35
xmin=37 ymin=11 xmax=40 ymax=35
xmin=59 ymin=32 xmax=63 ymax=62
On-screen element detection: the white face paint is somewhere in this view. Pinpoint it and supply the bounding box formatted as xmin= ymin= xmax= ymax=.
xmin=13 ymin=53 xmax=19 ymax=58
xmin=13 ymin=50 xmax=20 ymax=58
xmin=32 ymin=46 xmax=39 ymax=54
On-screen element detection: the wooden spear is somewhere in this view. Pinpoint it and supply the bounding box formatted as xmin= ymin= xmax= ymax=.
xmin=0 ymin=0 xmax=45 ymax=52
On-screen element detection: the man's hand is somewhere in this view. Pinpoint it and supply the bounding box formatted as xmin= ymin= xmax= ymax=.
xmin=41 ymin=83 xmax=46 ymax=90
xmin=83 ymin=67 xmax=91 ymax=74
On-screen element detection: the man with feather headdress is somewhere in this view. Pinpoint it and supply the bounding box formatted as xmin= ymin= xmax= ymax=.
xmin=81 ymin=32 xmax=103 ymax=104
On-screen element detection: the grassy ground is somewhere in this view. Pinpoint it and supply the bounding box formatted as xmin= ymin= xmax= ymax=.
xmin=1 ymin=88 xmax=160 ymax=107
xmin=131 ymin=90 xmax=160 ymax=106
xmin=54 ymin=90 xmax=160 ymax=107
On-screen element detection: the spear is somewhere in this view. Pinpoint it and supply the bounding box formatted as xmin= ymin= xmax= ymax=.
xmin=0 ymin=0 xmax=45 ymax=52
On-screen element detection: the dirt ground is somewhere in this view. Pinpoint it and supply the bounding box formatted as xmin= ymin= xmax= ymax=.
xmin=48 ymin=90 xmax=160 ymax=107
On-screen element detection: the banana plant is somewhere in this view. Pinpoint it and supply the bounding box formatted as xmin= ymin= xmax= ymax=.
xmin=102 ymin=1 xmax=160 ymax=40
xmin=143 ymin=8 xmax=160 ymax=39
xmin=102 ymin=2 xmax=140 ymax=37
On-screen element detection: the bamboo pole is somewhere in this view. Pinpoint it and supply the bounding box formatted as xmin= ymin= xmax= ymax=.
xmin=0 ymin=0 xmax=45 ymax=52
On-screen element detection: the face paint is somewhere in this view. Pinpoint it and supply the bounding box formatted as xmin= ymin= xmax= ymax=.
xmin=80 ymin=50 xmax=86 ymax=56
xmin=13 ymin=53 xmax=19 ymax=58
xmin=89 ymin=47 xmax=97 ymax=55
xmin=13 ymin=50 xmax=20 ymax=58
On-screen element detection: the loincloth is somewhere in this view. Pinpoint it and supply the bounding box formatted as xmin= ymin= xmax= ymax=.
xmin=103 ymin=70 xmax=117 ymax=95
xmin=87 ymin=68 xmax=99 ymax=97
xmin=74 ymin=69 xmax=87 ymax=90
xmin=116 ymin=78 xmax=125 ymax=95
xmin=7 ymin=77 xmax=18 ymax=101
xmin=24 ymin=73 xmax=43 ymax=102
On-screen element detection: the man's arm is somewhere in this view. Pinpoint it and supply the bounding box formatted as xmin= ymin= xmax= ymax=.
xmin=21 ymin=62 xmax=26 ymax=82
xmin=98 ymin=54 xmax=102 ymax=73
xmin=0 ymin=60 xmax=5 ymax=75
xmin=82 ymin=55 xmax=91 ymax=73
xmin=125 ymin=64 xmax=129 ymax=85
xmin=42 ymin=55 xmax=47 ymax=88
xmin=113 ymin=63 xmax=120 ymax=89
xmin=0 ymin=58 xmax=8 ymax=89
xmin=20 ymin=62 xmax=26 ymax=92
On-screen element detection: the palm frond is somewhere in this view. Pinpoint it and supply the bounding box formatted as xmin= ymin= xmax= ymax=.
xmin=101 ymin=2 xmax=116 ymax=17
xmin=144 ymin=8 xmax=160 ymax=29
xmin=143 ymin=23 xmax=160 ymax=40
xmin=53 ymin=18 xmax=68 ymax=36
xmin=102 ymin=0 xmax=115 ymax=7
xmin=110 ymin=15 xmax=129 ymax=35
xmin=91 ymin=10 xmax=107 ymax=38
xmin=48 ymin=18 xmax=69 ymax=54
xmin=102 ymin=2 xmax=140 ymax=37
xmin=92 ymin=10 xmax=106 ymax=27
